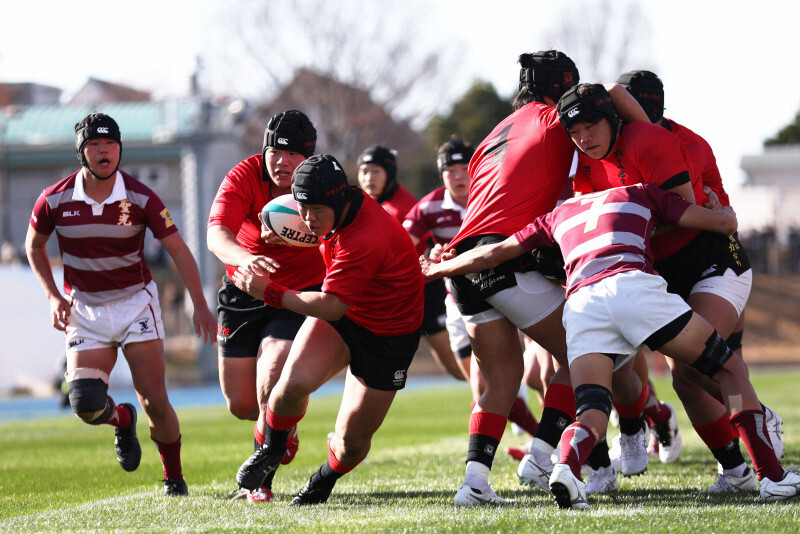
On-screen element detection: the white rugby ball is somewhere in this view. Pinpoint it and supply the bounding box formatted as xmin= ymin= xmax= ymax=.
xmin=261 ymin=194 xmax=319 ymax=247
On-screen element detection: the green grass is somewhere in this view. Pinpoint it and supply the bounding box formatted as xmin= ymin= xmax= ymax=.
xmin=1 ymin=371 xmax=799 ymax=533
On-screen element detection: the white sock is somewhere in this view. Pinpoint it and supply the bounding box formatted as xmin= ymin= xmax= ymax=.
xmin=465 ymin=461 xmax=490 ymax=488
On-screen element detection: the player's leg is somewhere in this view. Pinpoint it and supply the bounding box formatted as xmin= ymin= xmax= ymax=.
xmin=549 ymin=352 xmax=614 ymax=510
xmin=65 ymin=301 xmax=140 ymax=473
xmin=123 ymin=338 xmax=187 ymax=495
xmin=422 ymin=279 xmax=465 ymax=381
xmin=237 ymin=318 xmax=349 ymax=491
xmin=218 ymin=357 xmax=258 ymax=419
xmin=657 ymin=312 xmax=798 ymax=502
xmin=290 ymin=318 xmax=418 ymax=506
xmin=454 ymin=316 xmax=523 ymax=506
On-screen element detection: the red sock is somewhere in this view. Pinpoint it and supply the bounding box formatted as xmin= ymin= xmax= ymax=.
xmin=544 ymin=383 xmax=576 ymax=418
xmin=642 ymin=382 xmax=670 ymax=426
xmin=266 ymin=407 xmax=304 ymax=431
xmin=508 ymin=396 xmax=539 ymax=436
xmin=613 ymin=383 xmax=648 ymax=420
xmin=730 ymin=410 xmax=783 ymax=481
xmin=694 ymin=413 xmax=738 ymax=450
xmin=558 ymin=422 xmax=596 ymax=479
xmin=469 ymin=411 xmax=507 ymax=441
xmin=254 ymin=425 xmax=265 ymax=445
xmin=327 ymin=442 xmax=361 ymax=475
xmin=153 ymin=435 xmax=183 ymax=481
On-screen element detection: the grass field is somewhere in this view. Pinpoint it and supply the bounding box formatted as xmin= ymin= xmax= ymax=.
xmin=1 ymin=370 xmax=799 ymax=533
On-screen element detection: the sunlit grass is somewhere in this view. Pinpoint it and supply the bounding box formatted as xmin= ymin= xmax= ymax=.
xmin=1 ymin=370 xmax=799 ymax=533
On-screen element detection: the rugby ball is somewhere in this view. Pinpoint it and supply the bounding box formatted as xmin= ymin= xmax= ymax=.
xmin=260 ymin=194 xmax=319 ymax=247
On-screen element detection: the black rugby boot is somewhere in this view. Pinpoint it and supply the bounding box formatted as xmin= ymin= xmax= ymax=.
xmin=163 ymin=478 xmax=189 ymax=497
xmin=236 ymin=443 xmax=283 ymax=491
xmin=289 ymin=476 xmax=337 ymax=506
xmin=115 ymin=403 xmax=141 ymax=472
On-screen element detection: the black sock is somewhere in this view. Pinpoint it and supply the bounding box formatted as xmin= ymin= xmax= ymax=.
xmin=586 ymin=437 xmax=611 ymax=469
xmin=536 ymin=408 xmax=573 ymax=448
xmin=465 ymin=434 xmax=499 ymax=468
xmin=619 ymin=414 xmax=645 ymax=436
xmin=712 ymin=439 xmax=747 ymax=470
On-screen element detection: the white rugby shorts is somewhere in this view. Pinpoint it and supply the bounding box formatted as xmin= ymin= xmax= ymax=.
xmin=690 ymin=267 xmax=752 ymax=317
xmin=444 ymin=286 xmax=470 ymax=355
xmin=463 ymin=271 xmax=565 ymax=329
xmin=564 ymin=270 xmax=691 ymax=370
xmin=65 ymin=280 xmax=164 ymax=354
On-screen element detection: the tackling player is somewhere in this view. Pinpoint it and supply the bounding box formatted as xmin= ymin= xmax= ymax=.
xmin=617 ymin=70 xmax=784 ymax=492
xmin=421 ymin=182 xmax=800 ymax=509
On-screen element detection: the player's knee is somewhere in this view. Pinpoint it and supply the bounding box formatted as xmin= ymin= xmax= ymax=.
xmin=66 ymin=369 xmax=112 ymax=425
xmin=726 ymin=330 xmax=743 ymax=353
xmin=574 ymin=383 xmax=612 ymax=418
xmin=690 ymin=331 xmax=734 ymax=378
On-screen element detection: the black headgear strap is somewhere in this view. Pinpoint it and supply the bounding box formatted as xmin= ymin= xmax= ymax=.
xmin=74 ymin=113 xmax=122 ymax=180
xmin=357 ymin=144 xmax=398 ymax=203
xmin=262 ymin=110 xmax=317 ymax=181
xmin=292 ymin=154 xmax=360 ymax=239
xmin=558 ymin=84 xmax=621 ymax=159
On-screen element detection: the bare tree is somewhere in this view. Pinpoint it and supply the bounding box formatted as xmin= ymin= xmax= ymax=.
xmin=204 ymin=0 xmax=464 ymax=130
xmin=543 ymin=0 xmax=656 ymax=84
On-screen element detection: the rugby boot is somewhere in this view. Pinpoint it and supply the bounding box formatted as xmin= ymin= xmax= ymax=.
xmin=237 ymin=443 xmax=283 ymax=491
xmin=163 ymin=478 xmax=189 ymax=497
xmin=290 ymin=476 xmax=337 ymax=506
xmin=114 ymin=403 xmax=141 ymax=472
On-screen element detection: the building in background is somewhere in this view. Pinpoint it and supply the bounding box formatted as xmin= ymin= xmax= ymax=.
xmin=734 ymin=145 xmax=800 ymax=274
xmin=0 ymin=79 xmax=247 ymax=393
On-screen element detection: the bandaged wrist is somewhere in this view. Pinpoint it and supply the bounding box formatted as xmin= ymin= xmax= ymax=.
xmin=263 ymin=283 xmax=288 ymax=308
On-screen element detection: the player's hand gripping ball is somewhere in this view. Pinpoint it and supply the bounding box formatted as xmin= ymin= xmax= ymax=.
xmin=260 ymin=194 xmax=319 ymax=247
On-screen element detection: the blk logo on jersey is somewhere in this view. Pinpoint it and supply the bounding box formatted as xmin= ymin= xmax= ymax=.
xmin=69 ymin=338 xmax=86 ymax=349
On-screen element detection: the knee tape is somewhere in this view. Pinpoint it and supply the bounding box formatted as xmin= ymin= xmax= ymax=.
xmin=691 ymin=331 xmax=734 ymax=378
xmin=574 ymin=383 xmax=613 ymax=418
xmin=66 ymin=369 xmax=113 ymax=424
xmin=726 ymin=330 xmax=743 ymax=352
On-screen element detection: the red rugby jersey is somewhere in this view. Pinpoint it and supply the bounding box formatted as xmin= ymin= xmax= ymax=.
xmin=30 ymin=170 xmax=178 ymax=305
xmin=321 ymin=191 xmax=424 ymax=335
xmin=207 ymin=154 xmax=325 ymax=290
xmin=448 ymin=101 xmax=575 ymax=250
xmin=572 ymin=121 xmax=707 ymax=259
xmin=514 ymin=183 xmax=692 ymax=299
xmin=665 ymin=118 xmax=730 ymax=207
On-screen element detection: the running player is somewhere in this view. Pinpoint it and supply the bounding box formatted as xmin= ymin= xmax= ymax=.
xmin=25 ymin=113 xmax=217 ymax=496
xmin=232 ymin=154 xmax=424 ymax=505
xmin=421 ymin=182 xmax=800 ymax=509
xmin=207 ymin=110 xmax=324 ymax=503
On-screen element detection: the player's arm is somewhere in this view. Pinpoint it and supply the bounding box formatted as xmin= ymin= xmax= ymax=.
xmin=231 ymin=266 xmax=349 ymax=321
xmin=419 ymin=236 xmax=524 ymax=281
xmin=207 ymin=223 xmax=280 ymax=276
xmin=160 ymin=232 xmax=218 ymax=344
xmin=677 ymin=203 xmax=737 ymax=236
xmin=24 ymin=224 xmax=71 ymax=331
xmin=605 ymin=83 xmax=649 ymax=123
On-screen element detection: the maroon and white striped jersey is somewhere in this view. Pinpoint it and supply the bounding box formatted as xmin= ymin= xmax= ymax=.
xmin=403 ymin=186 xmax=466 ymax=246
xmin=30 ymin=170 xmax=178 ymax=305
xmin=513 ymin=183 xmax=691 ymax=299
